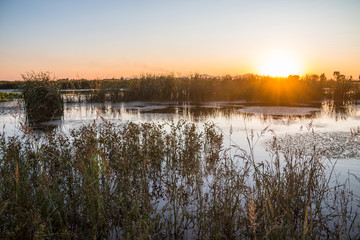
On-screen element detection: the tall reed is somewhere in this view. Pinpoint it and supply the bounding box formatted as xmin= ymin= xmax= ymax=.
xmin=0 ymin=121 xmax=358 ymax=239
xmin=20 ymin=72 xmax=63 ymax=123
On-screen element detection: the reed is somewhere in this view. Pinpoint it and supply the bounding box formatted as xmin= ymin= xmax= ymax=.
xmin=20 ymin=72 xmax=64 ymax=123
xmin=0 ymin=120 xmax=359 ymax=239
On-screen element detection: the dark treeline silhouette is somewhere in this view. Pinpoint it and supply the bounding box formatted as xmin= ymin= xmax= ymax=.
xmin=59 ymin=73 xmax=359 ymax=103
xmin=0 ymin=80 xmax=18 ymax=89
xmin=3 ymin=72 xmax=359 ymax=103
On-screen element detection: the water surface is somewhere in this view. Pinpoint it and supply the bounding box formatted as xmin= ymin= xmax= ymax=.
xmin=1 ymin=100 xmax=360 ymax=194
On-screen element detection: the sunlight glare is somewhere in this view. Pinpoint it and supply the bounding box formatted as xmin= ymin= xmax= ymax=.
xmin=259 ymin=52 xmax=301 ymax=77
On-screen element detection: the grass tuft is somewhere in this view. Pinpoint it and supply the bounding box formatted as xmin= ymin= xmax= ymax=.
xmin=20 ymin=72 xmax=63 ymax=123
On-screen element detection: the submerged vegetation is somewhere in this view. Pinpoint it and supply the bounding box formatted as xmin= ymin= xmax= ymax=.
xmin=20 ymin=72 xmax=64 ymax=122
xmin=0 ymin=121 xmax=359 ymax=239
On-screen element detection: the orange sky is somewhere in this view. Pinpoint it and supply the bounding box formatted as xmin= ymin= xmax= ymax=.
xmin=1 ymin=0 xmax=359 ymax=80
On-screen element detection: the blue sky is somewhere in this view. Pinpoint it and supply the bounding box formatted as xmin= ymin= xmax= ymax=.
xmin=0 ymin=0 xmax=359 ymax=79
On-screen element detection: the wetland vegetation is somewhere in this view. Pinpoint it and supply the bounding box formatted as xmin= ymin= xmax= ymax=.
xmin=56 ymin=73 xmax=359 ymax=104
xmin=20 ymin=72 xmax=63 ymax=123
xmin=2 ymin=71 xmax=359 ymax=104
xmin=0 ymin=92 xmax=22 ymax=102
xmin=1 ymin=72 xmax=360 ymax=239
xmin=1 ymin=121 xmax=359 ymax=239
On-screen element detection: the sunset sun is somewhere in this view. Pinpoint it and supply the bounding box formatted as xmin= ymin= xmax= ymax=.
xmin=259 ymin=52 xmax=302 ymax=77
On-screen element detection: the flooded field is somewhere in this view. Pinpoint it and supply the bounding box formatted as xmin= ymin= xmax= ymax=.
xmin=1 ymin=98 xmax=360 ymax=238
xmin=2 ymin=99 xmax=360 ymax=145
xmin=2 ymin=99 xmax=360 ymax=178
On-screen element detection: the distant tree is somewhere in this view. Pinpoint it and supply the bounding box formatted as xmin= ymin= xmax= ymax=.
xmin=320 ymin=73 xmax=326 ymax=81
xmin=331 ymin=71 xmax=354 ymax=101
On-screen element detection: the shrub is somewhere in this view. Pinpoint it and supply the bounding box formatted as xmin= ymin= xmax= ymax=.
xmin=20 ymin=72 xmax=63 ymax=122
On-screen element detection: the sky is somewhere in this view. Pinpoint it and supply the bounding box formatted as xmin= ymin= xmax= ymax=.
xmin=0 ymin=0 xmax=359 ymax=80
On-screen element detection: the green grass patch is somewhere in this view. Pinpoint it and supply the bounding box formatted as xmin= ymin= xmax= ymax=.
xmin=0 ymin=92 xmax=22 ymax=102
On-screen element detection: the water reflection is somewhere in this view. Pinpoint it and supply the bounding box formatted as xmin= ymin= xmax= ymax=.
xmin=1 ymin=100 xmax=360 ymax=136
xmin=321 ymin=101 xmax=360 ymax=120
xmin=1 ymin=99 xmax=359 ymax=195
xmin=62 ymin=101 xmax=325 ymax=122
xmin=26 ymin=118 xmax=60 ymax=132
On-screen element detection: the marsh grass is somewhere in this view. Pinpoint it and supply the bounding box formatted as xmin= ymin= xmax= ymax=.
xmin=20 ymin=72 xmax=63 ymax=123
xmin=0 ymin=120 xmax=359 ymax=239
xmin=0 ymin=92 xmax=22 ymax=102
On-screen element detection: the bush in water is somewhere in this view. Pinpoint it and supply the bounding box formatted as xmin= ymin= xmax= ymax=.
xmin=20 ymin=72 xmax=63 ymax=122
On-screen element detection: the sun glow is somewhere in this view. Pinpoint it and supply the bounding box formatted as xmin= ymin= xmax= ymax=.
xmin=258 ymin=52 xmax=302 ymax=77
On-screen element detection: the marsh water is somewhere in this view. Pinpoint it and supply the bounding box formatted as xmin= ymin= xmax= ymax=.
xmin=1 ymin=96 xmax=360 ymax=195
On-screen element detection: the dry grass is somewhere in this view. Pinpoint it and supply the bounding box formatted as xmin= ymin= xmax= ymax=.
xmin=0 ymin=120 xmax=359 ymax=239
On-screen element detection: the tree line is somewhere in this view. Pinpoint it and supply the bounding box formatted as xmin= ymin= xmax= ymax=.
xmin=58 ymin=73 xmax=359 ymax=103
xmin=2 ymin=72 xmax=359 ymax=103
